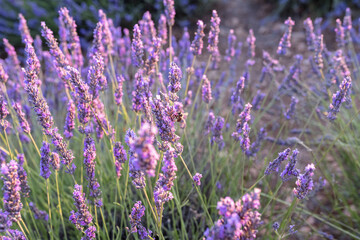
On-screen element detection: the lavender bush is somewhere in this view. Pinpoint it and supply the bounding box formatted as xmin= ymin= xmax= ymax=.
xmin=0 ymin=1 xmax=359 ymax=240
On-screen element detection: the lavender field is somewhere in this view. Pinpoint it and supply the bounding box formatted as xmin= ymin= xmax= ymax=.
xmin=0 ymin=0 xmax=359 ymax=239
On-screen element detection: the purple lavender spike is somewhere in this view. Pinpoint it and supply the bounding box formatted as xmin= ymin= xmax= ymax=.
xmin=1 ymin=160 xmax=23 ymax=222
xmin=0 ymin=209 xmax=12 ymax=231
xmin=304 ymin=18 xmax=316 ymax=51
xmin=83 ymin=136 xmax=102 ymax=207
xmin=225 ymin=29 xmax=236 ymax=62
xmin=0 ymin=95 xmax=9 ymax=128
xmin=211 ymin=116 xmax=225 ymax=150
xmin=131 ymin=24 xmax=144 ymax=68
xmin=99 ymin=9 xmax=113 ymax=57
xmin=246 ymin=128 xmax=266 ymax=157
xmin=18 ymin=14 xmax=33 ymax=44
xmin=59 ymin=8 xmax=83 ymax=69
xmin=204 ymin=189 xmax=261 ymax=239
xmin=114 ymin=75 xmax=124 ymax=106
xmin=16 ymin=154 xmax=30 ymax=198
xmin=144 ymin=37 xmax=161 ymax=76
xmin=29 ymin=202 xmax=48 ymax=221
xmin=0 ymin=63 xmax=9 ymax=84
xmin=51 ymin=152 xmax=60 ymax=171
xmin=265 ymin=148 xmax=291 ymax=175
xmin=90 ymin=22 xmax=105 ymax=59
xmin=23 ymin=42 xmax=54 ymax=135
xmin=129 ymin=202 xmax=152 ymax=239
xmin=168 ymin=62 xmax=182 ymax=94
xmin=50 ymin=128 xmax=75 ymax=172
xmin=232 ymin=103 xmax=251 ymax=141
xmin=12 ymin=103 xmax=30 ymax=134
xmin=158 ymin=14 xmax=167 ymax=45
xmin=277 ymin=17 xmax=295 ymax=55
xmin=335 ymin=19 xmax=345 ymax=48
xmin=193 ymin=173 xmax=202 ymax=186
xmin=293 ymin=163 xmax=315 ymax=199
xmin=246 ymin=29 xmax=256 ymax=58
xmin=207 ymin=10 xmax=221 ymax=57
xmin=70 ymin=184 xmax=93 ymax=230
xmin=251 ymin=90 xmax=265 ymax=111
xmin=204 ymin=111 xmax=215 ymax=136
xmin=87 ymin=53 xmax=107 ymax=98
xmin=82 ymin=226 xmax=96 ymax=240
xmin=240 ymin=123 xmax=251 ymax=152
xmin=284 ymin=96 xmax=298 ymax=120
xmin=139 ymin=11 xmax=157 ymax=49
xmin=202 ymin=75 xmax=212 ymax=104
xmin=41 ymin=22 xmax=70 ymax=69
xmin=63 ymin=66 xmax=92 ymax=126
xmin=314 ymin=34 xmax=324 ymax=70
xmin=328 ymin=76 xmax=352 ymax=120
xmin=190 ymin=20 xmax=206 ymax=56
xmin=40 ymin=141 xmax=52 ymax=179
xmin=280 ymin=149 xmax=300 ymax=181
xmin=64 ymin=100 xmax=75 ymax=139
xmin=114 ymin=142 xmax=127 ymax=178
xmin=130 ymin=123 xmax=159 ymax=177
xmin=343 ymin=8 xmax=352 ymax=45
xmin=163 ymin=0 xmax=175 ymax=26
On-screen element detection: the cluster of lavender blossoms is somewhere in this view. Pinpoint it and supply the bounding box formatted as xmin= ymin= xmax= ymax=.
xmin=129 ymin=201 xmax=152 ymax=239
xmin=204 ymin=188 xmax=262 ymax=239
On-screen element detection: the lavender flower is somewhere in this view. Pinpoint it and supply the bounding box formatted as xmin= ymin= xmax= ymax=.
xmin=273 ymin=222 xmax=280 ymax=231
xmin=211 ymin=116 xmax=225 ymax=150
xmin=193 ymin=173 xmax=202 ymax=186
xmin=29 ymin=202 xmax=48 ymax=221
xmin=0 ymin=95 xmax=9 ymax=128
xmin=304 ymin=18 xmax=316 ymax=51
xmin=83 ymin=136 xmax=102 ymax=207
xmin=343 ymin=8 xmax=352 ymax=43
xmin=0 ymin=209 xmax=12 ymax=231
xmin=18 ymin=14 xmax=33 ymax=44
xmin=335 ymin=19 xmax=345 ymax=48
xmin=280 ymin=149 xmax=300 ymax=181
xmin=0 ymin=63 xmax=9 ymax=84
xmin=40 ymin=141 xmax=52 ymax=179
xmin=64 ymin=100 xmax=76 ymax=139
xmin=247 ymin=29 xmax=256 ymax=58
xmin=129 ymin=201 xmax=152 ymax=239
xmin=130 ymin=123 xmax=159 ymax=177
xmin=16 ymin=154 xmax=30 ymax=198
xmin=51 ymin=152 xmax=60 ymax=171
xmin=87 ymin=53 xmax=107 ymax=98
xmin=50 ymin=128 xmax=75 ymax=172
xmin=204 ymin=111 xmax=215 ymax=136
xmin=241 ymin=123 xmax=251 ymax=152
xmin=126 ymin=129 xmax=146 ymax=189
xmin=251 ymin=90 xmax=265 ymax=111
xmin=277 ymin=17 xmax=295 ymax=55
xmin=231 ymin=76 xmax=245 ymax=115
xmin=168 ymin=62 xmax=182 ymax=94
xmin=293 ymin=163 xmax=316 ymax=199
xmin=158 ymin=14 xmax=167 ymax=45
xmin=131 ymin=24 xmax=144 ymax=68
xmin=284 ymin=96 xmax=298 ymax=120
xmin=70 ymin=184 xmax=93 ymax=230
xmin=164 ymin=0 xmax=175 ymax=26
xmin=82 ymin=226 xmax=96 ymax=240
xmin=12 ymin=103 xmax=30 ymax=134
xmin=59 ymin=7 xmax=83 ymax=69
xmin=114 ymin=75 xmax=125 ymax=106
xmin=265 ymin=148 xmax=291 ymax=175
xmin=328 ymin=76 xmax=352 ymax=120
xmin=41 ymin=22 xmax=70 ymax=69
xmin=225 ymin=29 xmax=236 ymax=62
xmin=24 ymin=42 xmax=54 ymax=135
xmin=246 ymin=128 xmax=266 ymax=157
xmin=114 ymin=142 xmax=127 ymax=178
xmin=63 ymin=66 xmax=92 ymax=125
xmin=202 ymin=75 xmax=212 ymax=104
xmin=204 ymin=189 xmax=261 ymax=239
xmin=144 ymin=37 xmax=161 ymax=76
xmin=314 ymin=34 xmax=324 ymax=70
xmin=207 ymin=10 xmax=221 ymax=56
xmin=1 ymin=160 xmax=23 ymax=222
xmin=90 ymin=22 xmax=105 ymax=59
xmin=3 ymin=39 xmax=22 ymax=80
xmin=232 ymin=103 xmax=252 ymax=141
xmin=151 ymin=96 xmax=179 ymax=143
xmin=5 ymin=229 xmax=26 ymax=239
xmin=190 ymin=20 xmax=206 ymax=56
xmin=98 ymin=9 xmax=113 ymax=56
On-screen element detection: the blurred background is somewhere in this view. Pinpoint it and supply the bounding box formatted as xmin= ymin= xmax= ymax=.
xmin=0 ymin=0 xmax=359 ymax=55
